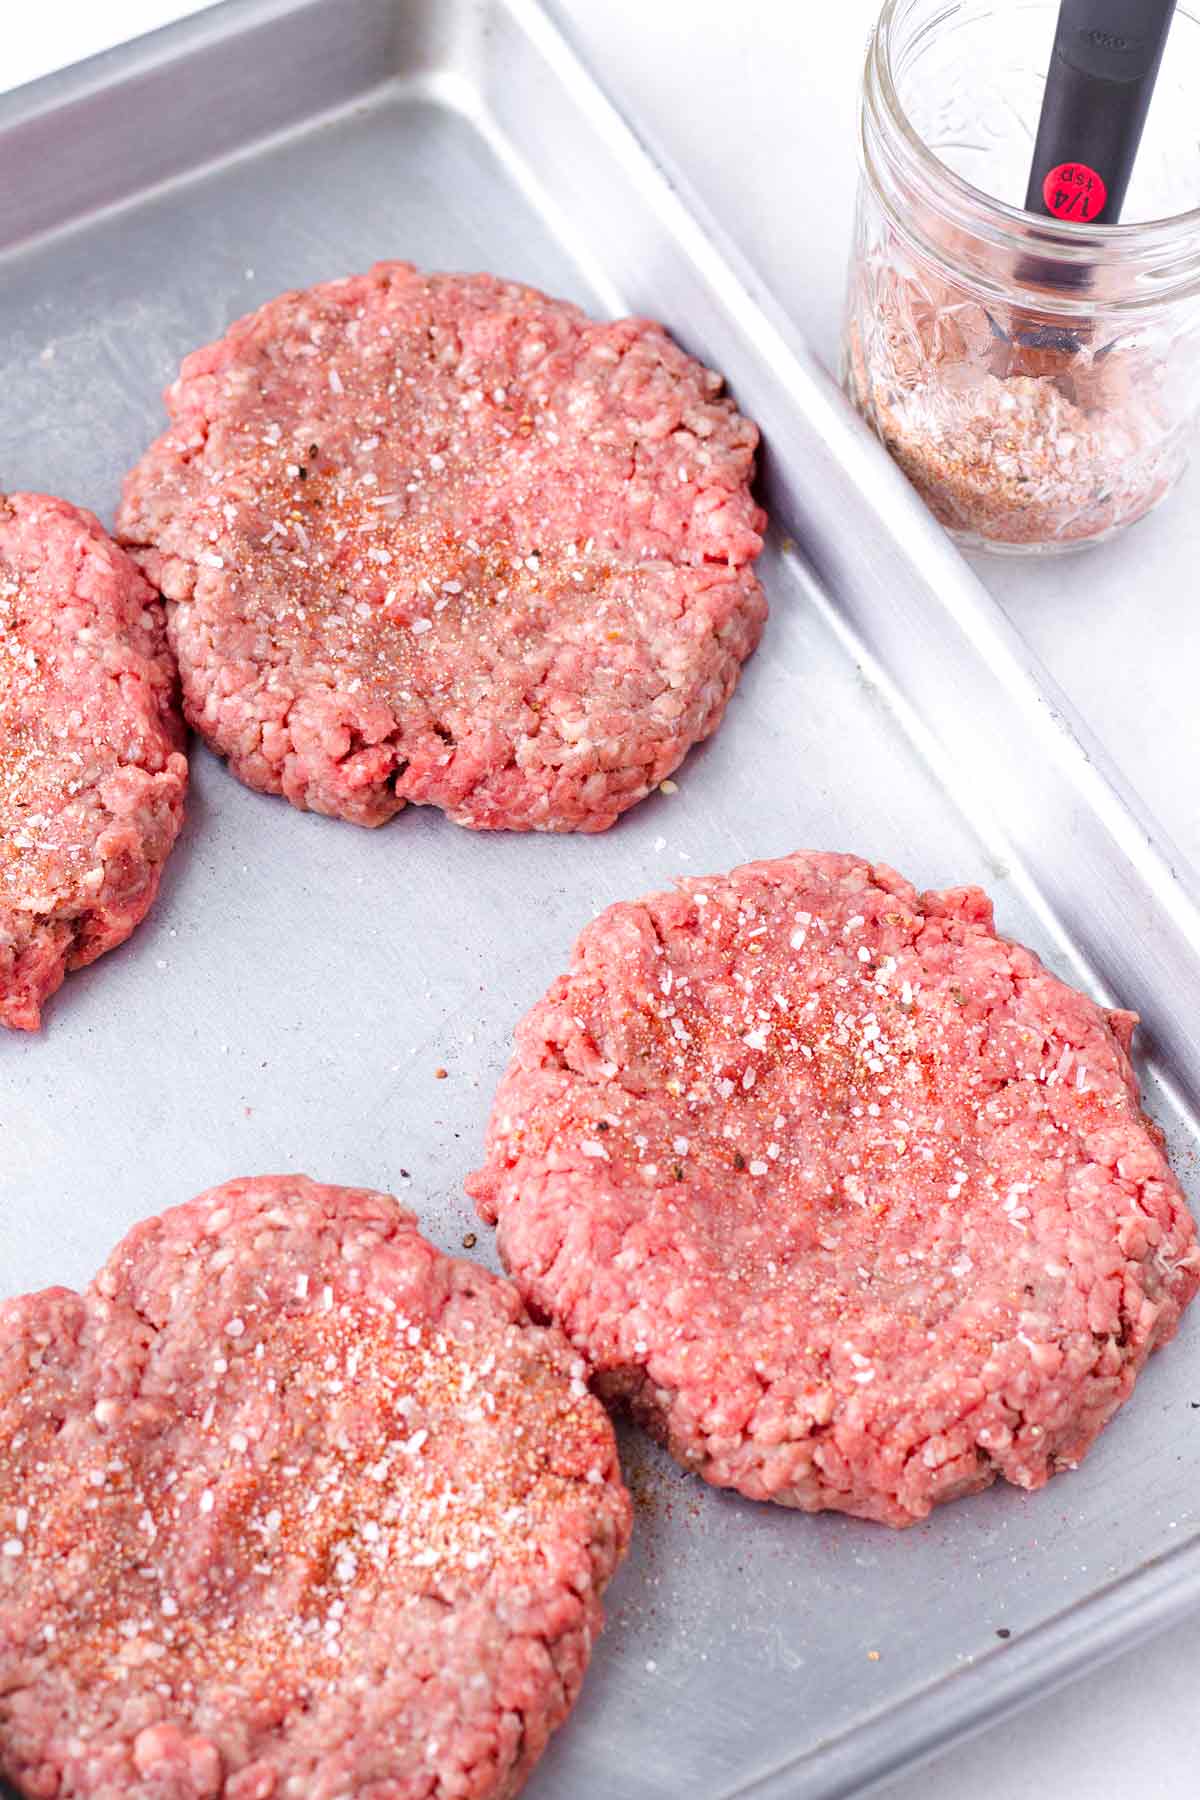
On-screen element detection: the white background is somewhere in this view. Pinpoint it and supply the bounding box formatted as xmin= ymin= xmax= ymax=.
xmin=5 ymin=4 xmax=1200 ymax=1797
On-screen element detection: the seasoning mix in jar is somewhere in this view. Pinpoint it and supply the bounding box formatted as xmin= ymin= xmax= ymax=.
xmin=843 ymin=0 xmax=1200 ymax=554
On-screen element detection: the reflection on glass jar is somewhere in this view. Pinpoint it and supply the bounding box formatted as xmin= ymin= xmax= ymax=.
xmin=843 ymin=0 xmax=1200 ymax=555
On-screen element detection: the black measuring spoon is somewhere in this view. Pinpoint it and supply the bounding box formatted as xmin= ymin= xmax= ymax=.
xmin=990 ymin=0 xmax=1177 ymax=359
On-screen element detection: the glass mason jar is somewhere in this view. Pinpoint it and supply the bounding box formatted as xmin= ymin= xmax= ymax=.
xmin=842 ymin=0 xmax=1200 ymax=554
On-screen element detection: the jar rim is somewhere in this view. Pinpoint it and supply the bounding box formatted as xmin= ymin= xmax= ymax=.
xmin=866 ymin=0 xmax=1200 ymax=293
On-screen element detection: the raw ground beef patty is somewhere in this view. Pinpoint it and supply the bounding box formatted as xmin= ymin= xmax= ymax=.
xmin=0 ymin=1176 xmax=631 ymax=1800
xmin=0 ymin=494 xmax=187 ymax=1031
xmin=469 ymin=851 xmax=1200 ymax=1527
xmin=117 ymin=262 xmax=767 ymax=832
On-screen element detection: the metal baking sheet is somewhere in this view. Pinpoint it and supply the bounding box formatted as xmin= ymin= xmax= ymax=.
xmin=4 ymin=3 xmax=1200 ymax=1796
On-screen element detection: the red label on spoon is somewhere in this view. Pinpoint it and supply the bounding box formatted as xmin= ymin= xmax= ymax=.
xmin=1042 ymin=161 xmax=1109 ymax=221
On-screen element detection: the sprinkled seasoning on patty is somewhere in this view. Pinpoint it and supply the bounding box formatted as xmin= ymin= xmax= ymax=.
xmin=469 ymin=851 xmax=1199 ymax=1527
xmin=0 ymin=494 xmax=187 ymax=1030
xmin=0 ymin=1176 xmax=630 ymax=1799
xmin=117 ymin=263 xmax=767 ymax=833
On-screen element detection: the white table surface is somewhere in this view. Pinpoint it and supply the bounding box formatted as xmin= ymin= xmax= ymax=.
xmin=7 ymin=4 xmax=1200 ymax=1797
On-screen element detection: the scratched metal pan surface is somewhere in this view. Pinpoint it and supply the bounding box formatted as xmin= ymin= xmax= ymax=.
xmin=3 ymin=2 xmax=1200 ymax=1796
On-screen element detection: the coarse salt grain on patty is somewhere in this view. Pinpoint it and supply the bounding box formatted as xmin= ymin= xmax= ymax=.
xmin=0 ymin=493 xmax=187 ymax=1030
xmin=116 ymin=262 xmax=767 ymax=833
xmin=468 ymin=850 xmax=1200 ymax=1527
xmin=0 ymin=1175 xmax=631 ymax=1800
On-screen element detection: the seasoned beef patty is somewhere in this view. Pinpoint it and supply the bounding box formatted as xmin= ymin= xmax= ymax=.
xmin=0 ymin=493 xmax=186 ymax=1030
xmin=117 ymin=263 xmax=767 ymax=833
xmin=0 ymin=1175 xmax=630 ymax=1798
xmin=469 ymin=851 xmax=1199 ymax=1526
